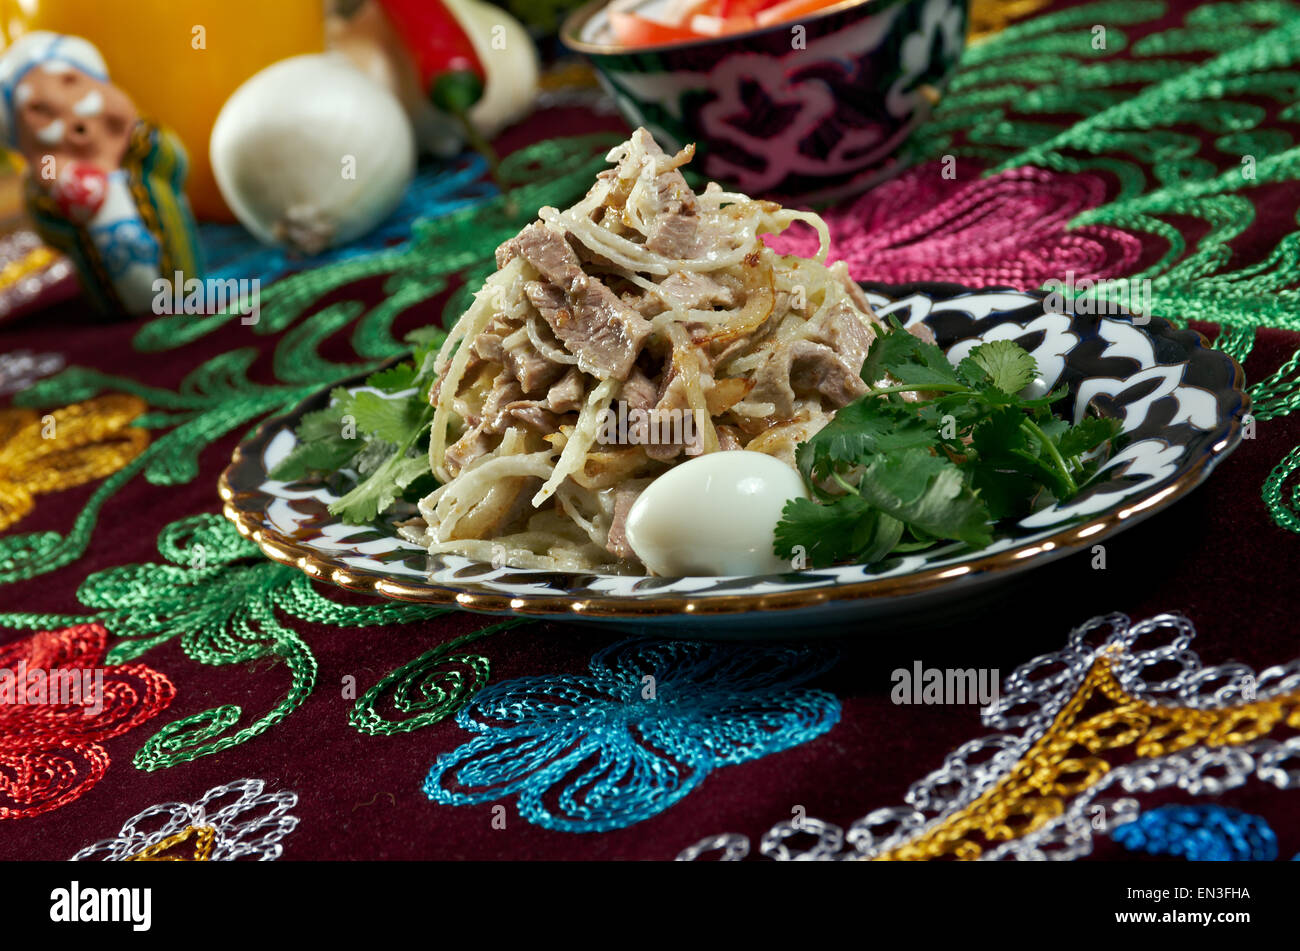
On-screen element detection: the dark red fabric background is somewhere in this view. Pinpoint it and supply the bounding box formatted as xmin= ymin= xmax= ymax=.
xmin=1 ymin=1 xmax=1299 ymax=860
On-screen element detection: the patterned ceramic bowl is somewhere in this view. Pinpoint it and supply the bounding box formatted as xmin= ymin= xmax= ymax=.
xmin=560 ymin=0 xmax=969 ymax=202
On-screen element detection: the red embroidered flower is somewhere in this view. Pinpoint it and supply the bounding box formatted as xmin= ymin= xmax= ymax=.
xmin=765 ymin=162 xmax=1143 ymax=289
xmin=0 ymin=623 xmax=174 ymax=819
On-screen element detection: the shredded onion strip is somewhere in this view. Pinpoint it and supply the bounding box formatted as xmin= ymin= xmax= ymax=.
xmin=411 ymin=129 xmax=887 ymax=572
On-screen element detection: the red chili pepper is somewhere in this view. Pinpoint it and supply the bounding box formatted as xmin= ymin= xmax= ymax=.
xmin=372 ymin=0 xmax=486 ymax=115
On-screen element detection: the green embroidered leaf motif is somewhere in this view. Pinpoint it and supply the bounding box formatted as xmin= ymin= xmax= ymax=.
xmin=349 ymin=619 xmax=529 ymax=736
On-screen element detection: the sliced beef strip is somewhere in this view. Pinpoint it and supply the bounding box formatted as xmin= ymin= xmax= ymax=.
xmin=638 ymin=134 xmax=700 ymax=258
xmin=646 ymin=201 xmax=697 ymax=259
xmin=604 ymin=484 xmax=644 ymax=561
xmin=806 ymin=300 xmax=877 ymax=378
xmin=656 ymin=271 xmax=738 ymax=311
xmin=748 ymin=348 xmax=799 ymax=417
xmin=833 ymin=263 xmax=937 ymax=347
xmin=620 ymin=367 xmax=658 ymax=412
xmin=501 ymin=332 xmax=566 ymax=394
xmin=788 ymin=340 xmax=868 ymax=407
xmin=749 ymin=336 xmax=867 ymax=417
xmin=547 ymin=367 xmax=586 ymax=415
xmin=838 ymin=270 xmax=883 ymax=325
xmin=495 ymin=236 xmax=518 ymax=270
xmin=511 ymin=223 xmax=652 ymax=380
xmin=471 ymin=331 xmax=505 ymax=365
xmin=479 ymin=376 xmax=567 ymax=437
xmin=445 ymin=427 xmax=493 ymax=476
xmin=481 ymin=379 xmax=525 ymax=432
xmin=460 ymin=310 xmax=515 ymax=380
xmin=567 ymin=232 xmax=620 ymax=271
xmin=507 ymin=404 xmax=560 ymax=433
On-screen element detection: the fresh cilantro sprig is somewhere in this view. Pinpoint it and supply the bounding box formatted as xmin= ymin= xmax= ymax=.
xmin=269 ymin=326 xmax=447 ymax=523
xmin=775 ymin=320 xmax=1122 ymax=569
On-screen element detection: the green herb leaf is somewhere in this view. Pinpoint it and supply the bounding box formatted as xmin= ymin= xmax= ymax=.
xmin=365 ymin=364 xmax=418 ymax=393
xmin=347 ymin=390 xmax=427 ymax=446
xmin=796 ymin=397 xmax=938 ymax=480
xmin=270 ymin=399 xmax=353 ymax=481
xmin=268 ymin=437 xmax=357 ymax=483
xmin=774 ymin=494 xmax=873 ymax=567
xmin=861 ymin=319 xmax=961 ymax=388
xmin=964 ymin=339 xmax=1039 ymax=394
xmin=1057 ymin=415 xmax=1123 ymax=457
xmin=852 ymin=449 xmax=993 ymax=548
xmin=327 ymin=453 xmax=429 ymax=524
xmin=776 ymin=321 xmax=1119 ymax=570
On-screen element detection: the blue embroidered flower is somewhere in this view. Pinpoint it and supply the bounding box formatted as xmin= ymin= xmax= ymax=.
xmin=422 ymin=638 xmax=840 ymax=832
xmin=1112 ymin=805 xmax=1278 ymax=861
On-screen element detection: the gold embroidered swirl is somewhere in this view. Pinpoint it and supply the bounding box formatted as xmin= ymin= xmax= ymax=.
xmin=0 ymin=393 xmax=149 ymax=531
xmin=876 ymin=648 xmax=1300 ymax=860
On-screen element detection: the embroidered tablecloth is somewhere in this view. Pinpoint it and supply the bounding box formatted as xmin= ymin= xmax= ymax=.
xmin=2 ymin=0 xmax=1299 ymax=862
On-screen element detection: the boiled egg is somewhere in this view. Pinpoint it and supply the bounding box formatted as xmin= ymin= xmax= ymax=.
xmin=624 ymin=450 xmax=808 ymax=576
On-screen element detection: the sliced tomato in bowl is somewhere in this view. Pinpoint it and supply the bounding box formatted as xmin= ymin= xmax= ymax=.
xmin=609 ymin=10 xmax=703 ymax=44
xmin=607 ymin=0 xmax=845 ymax=47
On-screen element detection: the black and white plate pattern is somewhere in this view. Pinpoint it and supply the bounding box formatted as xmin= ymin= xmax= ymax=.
xmin=220 ymin=283 xmax=1249 ymax=633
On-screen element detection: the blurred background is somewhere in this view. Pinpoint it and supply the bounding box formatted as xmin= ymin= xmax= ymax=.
xmin=0 ymin=0 xmax=985 ymax=320
xmin=0 ymin=0 xmax=606 ymax=319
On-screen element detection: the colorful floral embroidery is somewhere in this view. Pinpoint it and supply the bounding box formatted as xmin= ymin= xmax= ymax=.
xmin=1111 ymin=804 xmax=1280 ymax=862
xmin=349 ymin=618 xmax=528 ymax=736
xmin=680 ymin=613 xmax=1300 ymax=861
xmin=424 ymin=639 xmax=840 ymax=832
xmin=0 ymin=394 xmax=148 ymax=532
xmin=74 ymin=514 xmax=442 ymax=769
xmin=0 ymin=623 xmax=174 ymax=819
xmin=764 ymin=162 xmax=1142 ymax=290
xmin=71 ymin=778 xmax=298 ymax=861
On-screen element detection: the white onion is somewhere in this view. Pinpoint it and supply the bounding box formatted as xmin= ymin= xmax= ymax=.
xmin=209 ymin=52 xmax=415 ymax=255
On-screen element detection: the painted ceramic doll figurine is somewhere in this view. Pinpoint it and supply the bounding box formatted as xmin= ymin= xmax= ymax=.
xmin=0 ymin=32 xmax=202 ymax=315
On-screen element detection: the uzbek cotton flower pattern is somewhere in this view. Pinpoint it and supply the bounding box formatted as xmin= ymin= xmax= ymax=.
xmin=0 ymin=623 xmax=174 ymax=819
xmin=71 ymin=778 xmax=299 ymax=861
xmin=0 ymin=393 xmax=148 ymax=531
xmin=73 ymin=513 xmax=438 ymax=770
xmin=423 ymin=638 xmax=839 ymax=832
xmin=764 ymin=163 xmax=1143 ymax=289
